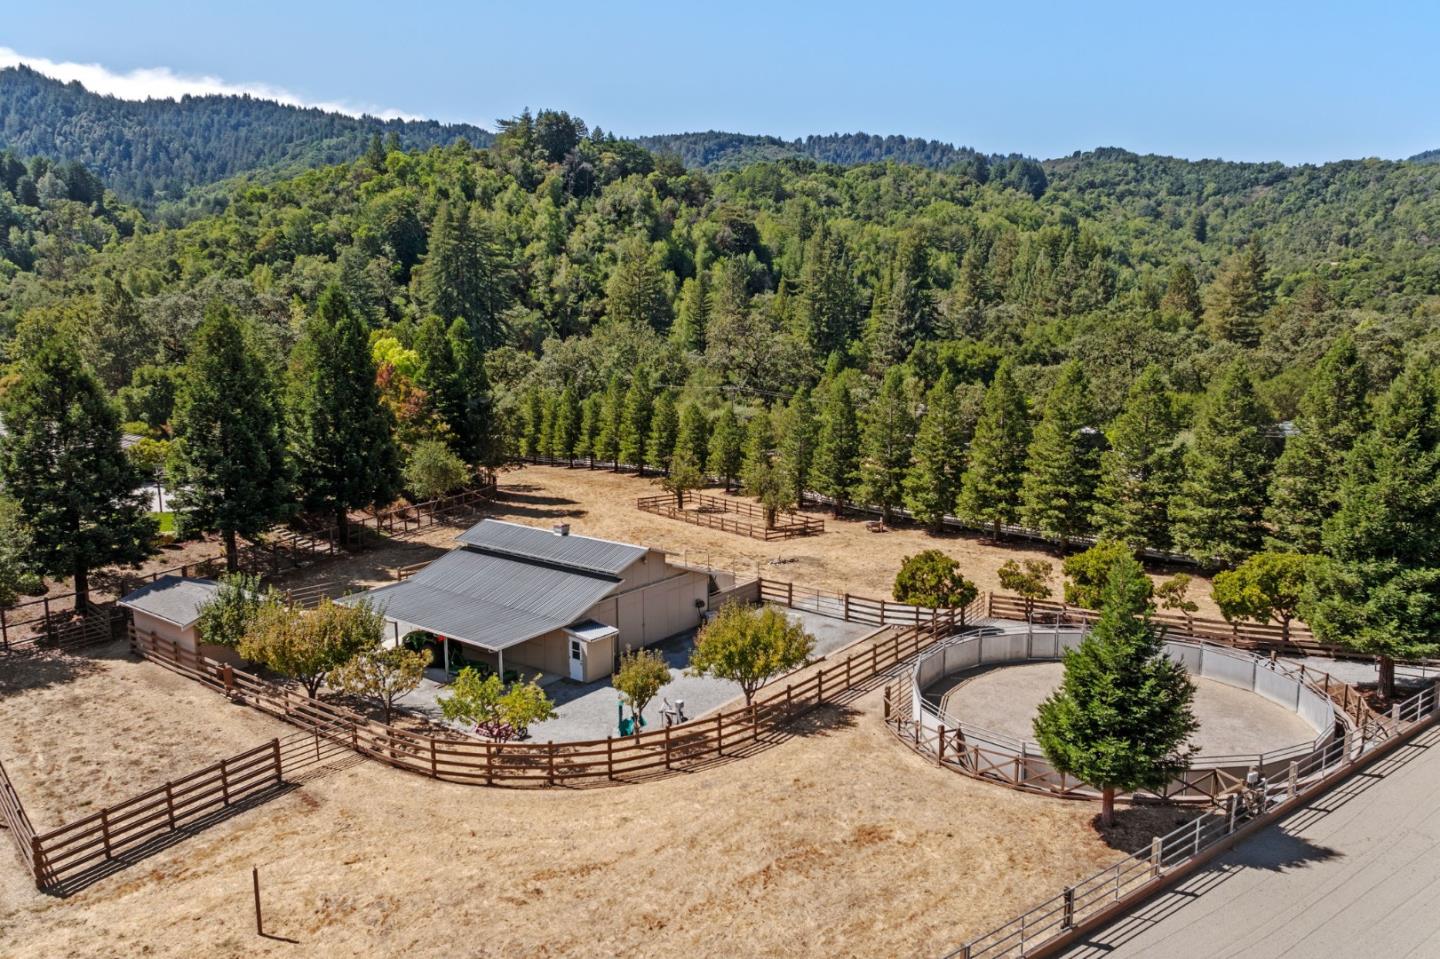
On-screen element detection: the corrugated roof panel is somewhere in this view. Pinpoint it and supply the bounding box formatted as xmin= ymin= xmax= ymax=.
xmin=342 ymin=548 xmax=620 ymax=650
xmin=455 ymin=519 xmax=647 ymax=576
xmin=118 ymin=575 xmax=219 ymax=628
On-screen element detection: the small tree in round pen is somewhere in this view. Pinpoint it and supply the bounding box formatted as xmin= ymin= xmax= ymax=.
xmin=1033 ymin=556 xmax=1198 ymax=827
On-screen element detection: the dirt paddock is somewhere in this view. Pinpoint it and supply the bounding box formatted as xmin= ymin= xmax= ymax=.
xmin=0 ymin=668 xmax=1169 ymax=959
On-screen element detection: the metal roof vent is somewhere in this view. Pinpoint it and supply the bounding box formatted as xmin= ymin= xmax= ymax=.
xmin=553 ymin=523 xmax=571 ymax=537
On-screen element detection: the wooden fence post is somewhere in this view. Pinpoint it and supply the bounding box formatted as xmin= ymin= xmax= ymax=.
xmin=884 ymin=685 xmax=891 ymax=720
xmin=663 ymin=725 xmax=672 ymax=770
xmin=271 ymin=738 xmax=282 ymax=785
xmin=606 ymin=735 xmax=614 ymax=781
xmin=787 ymin=581 xmax=794 ymax=606
xmin=716 ymin=713 xmax=724 ymax=756
xmin=817 ymin=667 xmax=824 ymax=704
xmin=843 ymin=592 xmax=851 ymax=621
xmin=430 ymin=738 xmax=438 ymax=777
xmin=220 ymin=757 xmax=231 ymax=806
xmin=547 ymin=741 xmax=556 ymax=785
xmin=165 ymin=781 xmax=177 ymax=829
xmin=30 ymin=836 xmax=44 ymax=890
xmin=1150 ymin=836 xmax=1162 ymax=877
xmin=100 ymin=809 xmax=113 ymax=860
xmin=751 ymin=703 xmax=759 ymax=742
xmin=1062 ymin=886 xmax=1075 ymax=929
xmin=937 ymin=725 xmax=946 ymax=766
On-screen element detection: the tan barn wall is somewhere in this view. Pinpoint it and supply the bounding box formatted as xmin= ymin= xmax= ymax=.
xmin=588 ymin=564 xmax=709 ymax=652
xmin=502 ymin=631 xmax=568 ymax=678
xmin=131 ymin=611 xmax=196 ymax=652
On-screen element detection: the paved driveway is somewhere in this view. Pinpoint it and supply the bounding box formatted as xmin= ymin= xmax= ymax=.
xmin=1059 ymin=722 xmax=1440 ymax=958
xmin=398 ymin=605 xmax=879 ymax=743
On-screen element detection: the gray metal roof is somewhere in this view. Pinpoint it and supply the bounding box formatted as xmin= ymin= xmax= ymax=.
xmin=343 ymin=547 xmax=620 ymax=651
xmin=118 ymin=575 xmax=219 ymax=628
xmin=455 ymin=519 xmax=648 ymax=576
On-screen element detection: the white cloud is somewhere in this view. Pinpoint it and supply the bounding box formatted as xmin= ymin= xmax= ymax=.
xmin=0 ymin=47 xmax=417 ymax=120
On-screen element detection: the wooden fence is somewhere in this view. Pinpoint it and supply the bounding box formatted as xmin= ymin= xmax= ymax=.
xmin=0 ymin=756 xmax=38 ymax=880
xmin=636 ymin=492 xmax=825 ymax=541
xmin=758 ymin=578 xmax=986 ymax=628
xmin=988 ymin=593 xmax=1349 ymax=660
xmin=129 ymin=595 xmax=961 ymax=788
xmin=24 ymin=739 xmax=284 ymax=892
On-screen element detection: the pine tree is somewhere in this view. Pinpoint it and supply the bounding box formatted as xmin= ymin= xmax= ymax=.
xmin=576 ymin=395 xmax=601 ymax=467
xmin=904 ymin=371 xmax=972 ymax=531
xmin=1032 ymin=556 xmax=1198 ymax=826
xmin=606 ymin=240 xmax=671 ymax=330
xmin=0 ymin=331 xmax=154 ymax=609
xmin=552 ymin=387 xmax=581 ymax=465
xmin=1170 ymin=361 xmax=1275 ymax=566
xmin=675 ymin=402 xmax=710 ymax=477
xmin=422 ymin=200 xmax=510 ymax=350
xmin=287 ymin=285 xmax=401 ymax=545
xmin=646 ymin=390 xmax=679 ymax=474
xmin=865 ymin=233 xmax=934 ymax=370
xmin=517 ymin=388 xmax=544 ymax=459
xmin=859 ymin=368 xmax=916 ymax=523
xmin=795 ymin=222 xmax=860 ymax=360
xmin=1266 ymin=335 xmax=1370 ymax=552
xmin=671 ymin=273 xmax=710 ymax=352
xmin=1093 ymin=365 xmax=1183 ymax=552
xmin=707 ymin=406 xmax=743 ymax=491
xmin=168 ymin=303 xmax=290 ymax=571
xmin=1303 ymin=358 xmax=1440 ymax=696
xmin=536 ymin=391 xmax=557 ymax=460
xmin=812 ymin=380 xmax=861 ymax=516
xmin=740 ymin=407 xmax=775 ymax=494
xmin=415 ymin=315 xmax=494 ymax=469
xmin=618 ymin=371 xmax=653 ymax=472
xmin=1160 ymin=262 xmax=1202 ymax=324
xmin=593 ymin=374 xmax=625 ymax=470
xmin=957 ymin=361 xmax=1031 ymax=539
xmin=1205 ymin=245 xmax=1271 ymax=347
xmin=776 ymin=387 xmax=818 ymax=508
xmin=1020 ymin=361 xmax=1104 ymax=550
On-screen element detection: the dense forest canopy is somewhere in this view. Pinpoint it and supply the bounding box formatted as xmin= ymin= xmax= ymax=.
xmin=0 ymin=66 xmax=494 ymax=208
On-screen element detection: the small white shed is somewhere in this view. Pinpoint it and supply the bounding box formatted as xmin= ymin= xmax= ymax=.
xmin=118 ymin=575 xmax=241 ymax=665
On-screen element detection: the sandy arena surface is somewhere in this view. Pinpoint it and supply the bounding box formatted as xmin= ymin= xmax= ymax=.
xmin=0 ymin=661 xmax=1169 ymax=959
xmin=939 ymin=662 xmax=1321 ymax=756
xmin=0 ymin=641 xmax=296 ymax=826
xmin=261 ymin=466 xmax=1223 ymax=620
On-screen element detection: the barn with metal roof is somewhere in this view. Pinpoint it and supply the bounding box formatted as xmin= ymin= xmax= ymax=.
xmin=344 ymin=520 xmax=711 ymax=682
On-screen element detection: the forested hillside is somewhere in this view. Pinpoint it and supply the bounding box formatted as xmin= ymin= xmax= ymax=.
xmin=0 ymin=66 xmax=493 ymax=206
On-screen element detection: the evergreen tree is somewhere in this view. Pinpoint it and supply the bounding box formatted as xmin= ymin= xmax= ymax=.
xmin=618 ymin=371 xmax=653 ymax=471
xmin=552 ymin=387 xmax=581 ymax=465
xmin=707 ymin=405 xmax=743 ymax=491
xmin=646 ymin=390 xmax=679 ymax=473
xmin=776 ymin=387 xmax=818 ymax=508
xmin=1020 ymin=361 xmax=1104 ymax=550
xmin=903 ymin=371 xmax=972 ymax=531
xmin=606 ymin=240 xmax=671 ymax=330
xmin=1159 ymin=262 xmax=1202 ymax=323
xmin=287 ymin=285 xmax=401 ymax=545
xmin=795 ymin=222 xmax=860 ymax=360
xmin=740 ymin=407 xmax=775 ymax=494
xmin=1170 ymin=361 xmax=1275 ymax=566
xmin=1205 ymin=244 xmax=1271 ymax=347
xmin=1093 ymin=366 xmax=1183 ymax=552
xmin=1303 ymin=358 xmax=1440 ymax=696
xmin=576 ymin=394 xmax=601 ymax=467
xmin=957 ymin=361 xmax=1031 ymax=539
xmin=859 ymin=368 xmax=916 ymax=523
xmin=517 ymin=388 xmax=544 ymax=459
xmin=0 ymin=331 xmax=153 ymax=609
xmin=675 ymin=402 xmax=710 ymax=476
xmin=1266 ymin=335 xmax=1370 ymax=552
xmin=536 ymin=391 xmax=557 ymax=460
xmin=811 ymin=380 xmax=861 ymax=516
xmin=1033 ymin=556 xmax=1198 ymax=826
xmin=865 ymin=233 xmax=934 ymax=370
xmin=671 ymin=272 xmax=710 ymax=352
xmin=422 ymin=199 xmax=510 ymax=350
xmin=594 ymin=373 xmax=625 ymax=470
xmin=168 ymin=303 xmax=290 ymax=571
xmin=415 ymin=315 xmax=495 ymax=469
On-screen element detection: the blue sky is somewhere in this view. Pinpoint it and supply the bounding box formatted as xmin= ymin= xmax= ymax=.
xmin=3 ymin=1 xmax=1436 ymax=163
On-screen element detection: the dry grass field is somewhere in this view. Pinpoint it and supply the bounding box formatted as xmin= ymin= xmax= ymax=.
xmin=0 ymin=641 xmax=294 ymax=826
xmin=0 ymin=648 xmax=1158 ymax=959
xmin=482 ymin=466 xmax=1225 ymax=619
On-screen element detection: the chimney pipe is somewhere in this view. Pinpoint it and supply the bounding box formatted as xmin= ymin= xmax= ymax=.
xmin=553 ymin=523 xmax=570 ymax=537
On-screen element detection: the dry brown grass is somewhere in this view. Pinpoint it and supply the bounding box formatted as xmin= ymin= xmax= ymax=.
xmin=480 ymin=466 xmax=1225 ymax=619
xmin=0 ymin=641 xmax=294 ymax=827
xmin=0 ymin=661 xmax=1142 ymax=959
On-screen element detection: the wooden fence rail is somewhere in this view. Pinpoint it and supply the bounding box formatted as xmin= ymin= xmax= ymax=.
xmin=21 ymin=739 xmax=283 ymax=891
xmin=0 ymin=756 xmax=37 ymax=879
xmin=636 ymin=492 xmax=824 ymax=541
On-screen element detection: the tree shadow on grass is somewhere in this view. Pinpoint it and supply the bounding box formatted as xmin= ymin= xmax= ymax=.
xmin=0 ymin=646 xmax=111 ymax=697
